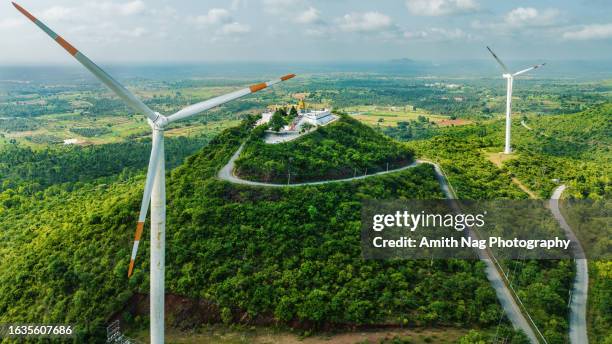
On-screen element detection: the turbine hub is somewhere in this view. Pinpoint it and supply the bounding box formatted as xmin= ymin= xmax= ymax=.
xmin=149 ymin=113 xmax=168 ymax=130
xmin=502 ymin=73 xmax=512 ymax=79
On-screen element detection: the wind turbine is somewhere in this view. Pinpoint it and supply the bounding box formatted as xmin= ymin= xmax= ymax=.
xmin=486 ymin=46 xmax=545 ymax=154
xmin=12 ymin=3 xmax=295 ymax=343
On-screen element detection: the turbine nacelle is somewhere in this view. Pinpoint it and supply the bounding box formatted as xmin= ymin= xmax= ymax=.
xmin=148 ymin=113 xmax=169 ymax=130
xmin=502 ymin=73 xmax=512 ymax=79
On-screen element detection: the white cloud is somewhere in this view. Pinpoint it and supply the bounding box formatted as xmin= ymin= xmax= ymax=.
xmin=304 ymin=28 xmax=326 ymax=37
xmin=93 ymin=1 xmax=146 ymax=16
xmin=404 ymin=27 xmax=473 ymax=41
xmin=403 ymin=30 xmax=427 ymax=39
xmin=405 ymin=0 xmax=478 ymax=16
xmin=262 ymin=0 xmax=322 ymax=27
xmin=230 ymin=0 xmax=243 ymax=11
xmin=505 ymin=7 xmax=559 ymax=27
xmin=563 ymin=23 xmax=612 ymax=40
xmin=338 ymin=12 xmax=391 ymax=32
xmin=119 ymin=1 xmax=146 ymax=15
xmin=195 ymin=8 xmax=232 ymax=25
xmin=41 ymin=6 xmax=76 ymax=21
xmin=263 ymin=0 xmax=302 ymax=14
xmin=121 ymin=27 xmax=147 ymax=38
xmin=296 ymin=7 xmax=320 ymax=24
xmin=65 ymin=21 xmax=148 ymax=43
xmin=190 ymin=7 xmax=250 ymax=39
xmin=219 ymin=22 xmax=251 ymax=35
xmin=430 ymin=27 xmax=470 ymax=39
xmin=0 ymin=18 xmax=24 ymax=29
xmin=471 ymin=7 xmax=560 ymax=33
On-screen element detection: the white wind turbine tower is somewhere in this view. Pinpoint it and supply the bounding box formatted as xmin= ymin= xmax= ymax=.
xmin=13 ymin=3 xmax=295 ymax=343
xmin=486 ymin=46 xmax=545 ymax=154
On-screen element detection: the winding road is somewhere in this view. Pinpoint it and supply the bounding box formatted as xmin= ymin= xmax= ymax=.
xmin=522 ymin=119 xmax=588 ymax=343
xmin=218 ymin=144 xmax=420 ymax=187
xmin=550 ymin=185 xmax=589 ymax=344
xmin=218 ymin=144 xmax=540 ymax=343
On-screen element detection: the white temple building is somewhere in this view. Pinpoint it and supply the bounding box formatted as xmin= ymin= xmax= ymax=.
xmin=302 ymin=109 xmax=335 ymax=126
xmin=257 ymin=100 xmax=338 ymax=143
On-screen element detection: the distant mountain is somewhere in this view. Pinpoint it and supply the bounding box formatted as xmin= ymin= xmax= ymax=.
xmin=389 ymin=58 xmax=418 ymax=64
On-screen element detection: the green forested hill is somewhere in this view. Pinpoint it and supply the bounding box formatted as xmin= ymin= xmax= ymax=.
xmin=407 ymin=127 xmax=574 ymax=342
xmin=0 ymin=134 xmax=215 ymax=193
xmin=508 ymin=104 xmax=611 ymax=343
xmin=393 ymin=104 xmax=611 ymax=343
xmin=0 ymin=118 xmax=521 ymax=342
xmin=518 ymin=103 xmax=611 ymax=160
xmin=507 ymin=103 xmax=611 ymax=199
xmin=234 ymin=115 xmax=414 ymax=183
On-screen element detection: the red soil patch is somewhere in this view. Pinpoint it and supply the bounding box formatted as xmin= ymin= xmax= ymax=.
xmin=437 ymin=119 xmax=471 ymax=126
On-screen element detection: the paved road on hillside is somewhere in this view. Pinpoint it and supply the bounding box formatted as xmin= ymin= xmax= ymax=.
xmin=550 ymin=185 xmax=589 ymax=344
xmin=423 ymin=160 xmax=539 ymax=344
xmin=218 ymin=144 xmax=419 ymax=187
xmin=218 ymin=145 xmax=540 ymax=342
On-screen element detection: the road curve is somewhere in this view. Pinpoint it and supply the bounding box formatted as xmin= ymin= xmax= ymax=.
xmin=218 ymin=144 xmax=420 ymax=187
xmin=550 ymin=185 xmax=589 ymax=344
xmin=218 ymin=144 xmax=539 ymax=342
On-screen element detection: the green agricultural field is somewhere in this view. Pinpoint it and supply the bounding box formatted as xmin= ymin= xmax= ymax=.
xmin=341 ymin=104 xmax=456 ymax=127
xmin=0 ymin=113 xmax=238 ymax=148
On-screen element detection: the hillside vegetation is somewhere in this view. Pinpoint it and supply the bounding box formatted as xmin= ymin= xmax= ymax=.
xmin=0 ymin=134 xmax=214 ymax=192
xmin=407 ymin=125 xmax=577 ymax=343
xmin=234 ymin=115 xmax=414 ymax=183
xmin=506 ymin=103 xmax=611 ymax=199
xmin=507 ymin=103 xmax=611 ymax=343
xmin=399 ymin=104 xmax=611 ymax=343
xmin=0 ymin=118 xmax=526 ymax=342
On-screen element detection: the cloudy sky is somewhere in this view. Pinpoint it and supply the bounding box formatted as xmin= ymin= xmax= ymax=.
xmin=1 ymin=0 xmax=611 ymax=64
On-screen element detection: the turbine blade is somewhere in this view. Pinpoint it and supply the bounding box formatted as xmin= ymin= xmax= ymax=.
xmin=12 ymin=2 xmax=159 ymax=123
xmin=486 ymin=46 xmax=510 ymax=73
xmin=513 ymin=63 xmax=546 ymax=77
xmin=167 ymin=74 xmax=296 ymax=124
xmin=128 ymin=130 xmax=163 ymax=277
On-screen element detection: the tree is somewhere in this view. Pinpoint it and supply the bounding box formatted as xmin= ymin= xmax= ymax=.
xmin=300 ymin=123 xmax=314 ymax=133
xmin=289 ymin=106 xmax=298 ymax=118
xmin=458 ymin=330 xmax=487 ymax=344
xmin=269 ymin=110 xmax=286 ymax=132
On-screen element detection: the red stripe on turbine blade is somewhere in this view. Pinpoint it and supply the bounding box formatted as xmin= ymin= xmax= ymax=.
xmin=12 ymin=2 xmax=37 ymax=22
xmin=134 ymin=222 xmax=144 ymax=241
xmin=249 ymin=83 xmax=267 ymax=92
xmin=55 ymin=36 xmax=78 ymax=56
xmin=281 ymin=74 xmax=296 ymax=81
xmin=128 ymin=259 xmax=135 ymax=277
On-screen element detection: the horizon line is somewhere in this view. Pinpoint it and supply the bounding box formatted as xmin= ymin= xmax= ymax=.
xmin=1 ymin=57 xmax=612 ymax=67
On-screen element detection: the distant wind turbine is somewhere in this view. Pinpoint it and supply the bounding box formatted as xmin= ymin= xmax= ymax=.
xmin=486 ymin=46 xmax=545 ymax=154
xmin=12 ymin=2 xmax=295 ymax=343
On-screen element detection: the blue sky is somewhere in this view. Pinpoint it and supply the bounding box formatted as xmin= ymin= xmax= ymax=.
xmin=1 ymin=0 xmax=611 ymax=64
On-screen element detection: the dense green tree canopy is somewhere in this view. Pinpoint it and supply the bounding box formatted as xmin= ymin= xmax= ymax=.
xmin=236 ymin=116 xmax=414 ymax=183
